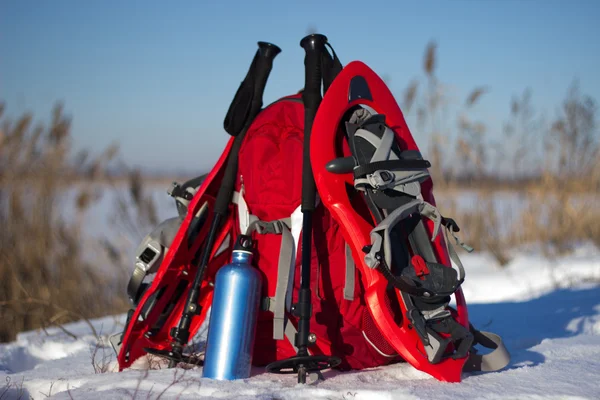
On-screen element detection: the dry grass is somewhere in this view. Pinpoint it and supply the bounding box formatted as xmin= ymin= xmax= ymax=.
xmin=405 ymin=43 xmax=600 ymax=265
xmin=0 ymin=102 xmax=157 ymax=343
xmin=90 ymin=336 xmax=115 ymax=374
xmin=0 ymin=376 xmax=28 ymax=400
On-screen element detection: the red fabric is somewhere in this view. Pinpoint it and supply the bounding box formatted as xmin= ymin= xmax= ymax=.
xmin=235 ymin=95 xmax=396 ymax=369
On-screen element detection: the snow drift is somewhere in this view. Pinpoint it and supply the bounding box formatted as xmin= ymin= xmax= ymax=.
xmin=1 ymin=246 xmax=599 ymax=399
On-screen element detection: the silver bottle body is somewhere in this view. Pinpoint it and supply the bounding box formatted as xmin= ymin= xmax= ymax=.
xmin=202 ymin=250 xmax=262 ymax=380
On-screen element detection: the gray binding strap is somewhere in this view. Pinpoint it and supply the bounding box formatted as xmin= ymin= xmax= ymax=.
xmin=442 ymin=226 xmax=471 ymax=283
xmin=354 ymin=128 xmax=394 ymax=161
xmin=344 ymin=242 xmax=355 ymax=301
xmin=247 ymin=218 xmax=294 ymax=341
xmin=463 ymin=330 xmax=511 ymax=372
xmin=364 ymin=198 xmax=423 ymax=269
xmin=419 ymin=202 xmax=442 ymax=241
xmin=369 ymin=126 xmax=396 ymax=162
xmin=353 ymin=124 xmax=429 ymax=195
xmin=354 ymin=170 xmax=428 ymax=193
xmin=445 ymin=223 xmax=475 ymax=253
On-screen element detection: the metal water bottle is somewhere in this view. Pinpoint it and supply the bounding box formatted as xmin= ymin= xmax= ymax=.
xmin=202 ymin=234 xmax=262 ymax=380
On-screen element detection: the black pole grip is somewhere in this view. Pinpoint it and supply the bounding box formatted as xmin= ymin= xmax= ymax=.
xmin=214 ymin=41 xmax=281 ymax=217
xmin=224 ymin=42 xmax=282 ymax=137
xmin=300 ymin=34 xmax=327 ymax=212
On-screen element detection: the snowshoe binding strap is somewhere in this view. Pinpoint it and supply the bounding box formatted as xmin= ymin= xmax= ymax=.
xmin=463 ymin=325 xmax=511 ymax=372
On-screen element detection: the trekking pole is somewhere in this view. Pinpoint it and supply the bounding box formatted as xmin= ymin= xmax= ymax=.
xmin=156 ymin=41 xmax=281 ymax=367
xmin=265 ymin=33 xmax=341 ymax=384
xmin=296 ymin=33 xmax=324 ymax=371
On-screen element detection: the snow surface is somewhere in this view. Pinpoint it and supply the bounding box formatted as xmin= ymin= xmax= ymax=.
xmin=1 ymin=245 xmax=599 ymax=400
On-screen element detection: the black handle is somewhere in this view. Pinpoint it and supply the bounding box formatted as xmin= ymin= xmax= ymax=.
xmin=299 ymin=34 xmax=327 ymax=212
xmin=258 ymin=41 xmax=282 ymax=60
xmin=223 ymin=42 xmax=282 ymax=137
xmin=215 ymin=41 xmax=282 ymax=217
xmin=253 ymin=42 xmax=282 ymax=112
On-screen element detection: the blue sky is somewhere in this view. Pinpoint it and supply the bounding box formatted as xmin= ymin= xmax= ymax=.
xmin=2 ymin=0 xmax=599 ymax=173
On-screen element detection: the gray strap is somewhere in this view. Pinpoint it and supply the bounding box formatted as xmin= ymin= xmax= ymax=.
xmin=343 ymin=243 xmax=355 ymax=301
xmin=354 ymin=128 xmax=393 ymax=162
xmin=285 ymin=320 xmax=299 ymax=353
xmin=248 ymin=218 xmax=294 ymax=340
xmin=370 ymin=126 xmax=395 ymax=162
xmin=348 ymin=107 xmax=372 ymax=124
xmin=365 ymin=198 xmax=444 ymax=272
xmin=463 ymin=330 xmax=511 ymax=372
xmin=353 ymin=124 xmax=429 ymax=196
xmin=446 ymin=225 xmax=474 ymax=253
xmin=419 ymin=202 xmax=442 ymax=241
xmin=272 ymin=227 xmax=294 ymax=340
xmin=128 ymin=216 xmax=182 ymax=304
xmin=354 ymin=170 xmax=428 ymax=194
xmin=365 ymin=198 xmax=423 ymax=270
xmin=283 ymin=320 xmax=314 ymax=356
xmin=442 ymin=226 xmax=473 ymax=283
xmin=126 ymin=264 xmax=148 ymax=304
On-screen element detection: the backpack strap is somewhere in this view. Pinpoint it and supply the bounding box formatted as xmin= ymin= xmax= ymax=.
xmin=233 ymin=188 xmax=299 ymax=342
xmin=343 ymin=242 xmax=355 ymax=301
xmin=246 ymin=218 xmax=294 ymax=341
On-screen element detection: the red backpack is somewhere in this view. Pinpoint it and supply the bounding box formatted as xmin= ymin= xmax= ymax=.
xmin=232 ymin=93 xmax=395 ymax=369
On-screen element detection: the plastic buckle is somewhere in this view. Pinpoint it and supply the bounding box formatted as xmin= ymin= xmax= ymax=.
xmin=412 ymin=255 xmax=429 ymax=280
xmin=366 ymin=170 xmax=394 ymax=190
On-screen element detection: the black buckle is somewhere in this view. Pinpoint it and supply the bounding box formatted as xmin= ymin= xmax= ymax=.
xmin=168 ymin=182 xmax=193 ymax=201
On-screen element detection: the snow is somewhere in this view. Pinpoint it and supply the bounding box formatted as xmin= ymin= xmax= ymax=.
xmin=1 ymin=245 xmax=599 ymax=400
